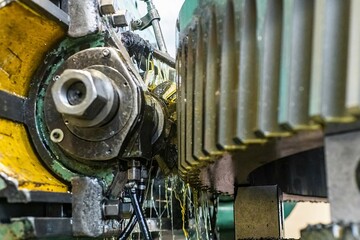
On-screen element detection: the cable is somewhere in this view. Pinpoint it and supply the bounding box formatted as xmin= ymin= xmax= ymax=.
xmin=121 ymin=31 xmax=153 ymax=62
xmin=118 ymin=164 xmax=151 ymax=240
xmin=118 ymin=213 xmax=136 ymax=240
xmin=118 ymin=187 xmax=145 ymax=240
xmin=129 ymin=187 xmax=152 ymax=240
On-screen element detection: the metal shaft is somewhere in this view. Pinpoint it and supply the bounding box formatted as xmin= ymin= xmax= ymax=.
xmin=153 ymin=49 xmax=175 ymax=68
xmin=145 ymin=0 xmax=167 ymax=52
xmin=151 ymin=19 xmax=167 ymax=52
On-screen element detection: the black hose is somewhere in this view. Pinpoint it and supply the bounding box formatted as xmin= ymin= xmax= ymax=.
xmin=118 ymin=213 xmax=136 ymax=240
xmin=121 ymin=31 xmax=153 ymax=62
xmin=118 ymin=188 xmax=145 ymax=240
xmin=129 ymin=188 xmax=152 ymax=240
xmin=121 ymin=31 xmax=175 ymax=68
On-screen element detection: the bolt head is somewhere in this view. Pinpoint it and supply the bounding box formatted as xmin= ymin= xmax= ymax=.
xmin=134 ymin=19 xmax=142 ymax=26
xmin=51 ymin=69 xmax=108 ymax=120
xmin=104 ymin=201 xmax=119 ymax=217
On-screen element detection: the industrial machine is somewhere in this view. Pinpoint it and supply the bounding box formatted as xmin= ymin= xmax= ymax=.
xmin=1 ymin=0 xmax=360 ymax=239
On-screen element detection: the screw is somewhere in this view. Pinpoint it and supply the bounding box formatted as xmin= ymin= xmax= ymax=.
xmin=50 ymin=128 xmax=64 ymax=143
xmin=53 ymin=75 xmax=60 ymax=81
xmin=134 ymin=19 xmax=142 ymax=26
xmin=102 ymin=49 xmax=111 ymax=58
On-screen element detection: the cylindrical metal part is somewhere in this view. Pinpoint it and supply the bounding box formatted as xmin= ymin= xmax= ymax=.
xmin=144 ymin=0 xmax=167 ymax=52
xmin=51 ymin=69 xmax=118 ymax=128
xmin=153 ymin=49 xmax=175 ymax=68
xmin=127 ymin=160 xmax=141 ymax=181
xmin=151 ymin=19 xmax=167 ymax=52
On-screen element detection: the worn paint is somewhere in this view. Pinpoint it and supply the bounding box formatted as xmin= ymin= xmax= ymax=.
xmin=0 ymin=119 xmax=68 ymax=192
xmin=0 ymin=1 xmax=65 ymax=97
xmin=0 ymin=220 xmax=32 ymax=240
xmin=0 ymin=2 xmax=68 ymax=192
xmin=0 ymin=2 xmax=116 ymax=193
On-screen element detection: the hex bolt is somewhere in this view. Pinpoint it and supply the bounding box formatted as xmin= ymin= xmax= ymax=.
xmin=130 ymin=19 xmax=143 ymax=31
xmin=127 ymin=160 xmax=141 ymax=181
xmin=102 ymin=199 xmax=120 ymax=218
xmin=50 ymin=128 xmax=64 ymax=143
xmin=51 ymin=69 xmax=117 ymax=128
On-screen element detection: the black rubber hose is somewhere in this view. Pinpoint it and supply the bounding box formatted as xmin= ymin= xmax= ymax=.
xmin=118 ymin=189 xmax=145 ymax=240
xmin=129 ymin=188 xmax=152 ymax=240
xmin=118 ymin=213 xmax=136 ymax=240
xmin=121 ymin=31 xmax=153 ymax=62
xmin=121 ymin=31 xmax=175 ymax=68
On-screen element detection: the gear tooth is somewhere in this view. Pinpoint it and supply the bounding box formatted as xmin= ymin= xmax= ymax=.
xmin=218 ymin=0 xmax=242 ymax=150
xmin=193 ymin=18 xmax=211 ymax=162
xmin=177 ymin=0 xmax=359 ymax=191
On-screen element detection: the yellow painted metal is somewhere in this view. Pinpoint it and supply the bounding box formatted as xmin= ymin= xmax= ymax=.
xmin=0 ymin=119 xmax=68 ymax=192
xmin=0 ymin=1 xmax=65 ymax=97
xmin=0 ymin=2 xmax=68 ymax=192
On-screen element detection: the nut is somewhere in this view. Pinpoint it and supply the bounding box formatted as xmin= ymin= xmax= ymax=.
xmin=132 ymin=19 xmax=143 ymax=29
xmin=103 ymin=199 xmax=119 ymax=218
xmin=111 ymin=10 xmax=130 ymax=28
xmin=119 ymin=202 xmax=132 ymax=219
xmin=51 ymin=69 xmax=114 ymax=127
xmin=127 ymin=167 xmax=140 ymax=181
xmin=99 ymin=0 xmax=115 ymax=15
xmin=102 ymin=200 xmax=133 ymax=219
